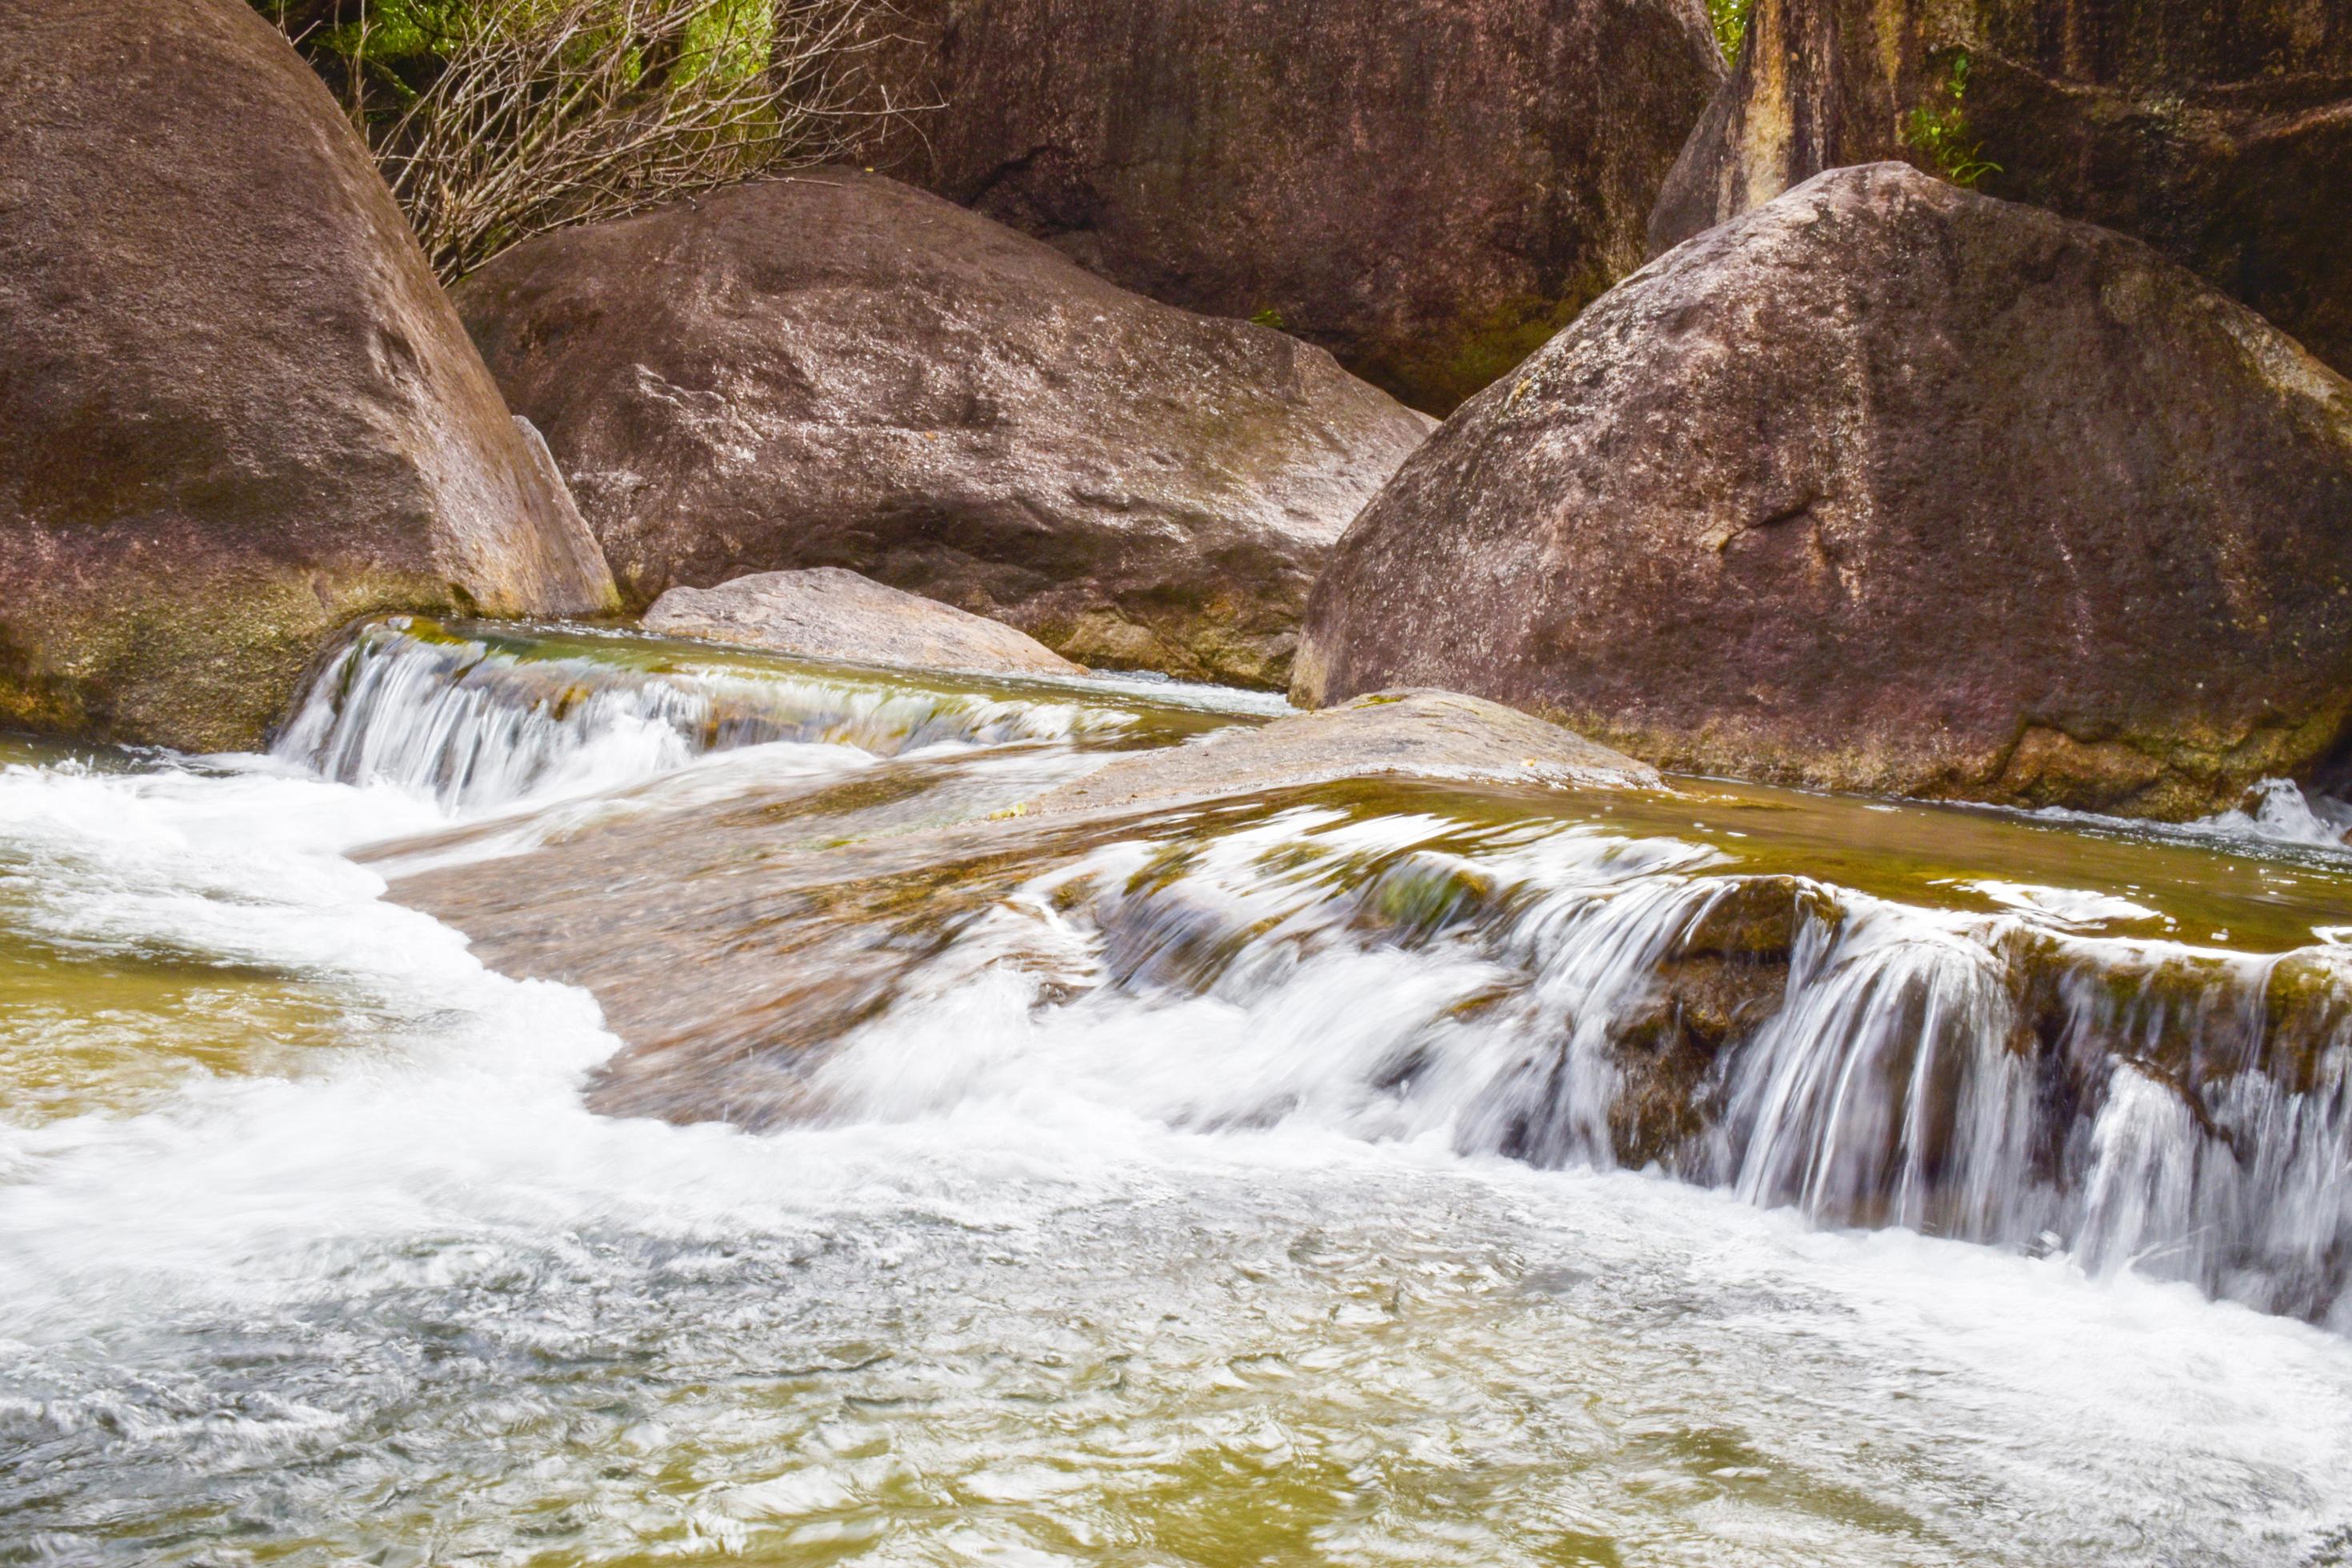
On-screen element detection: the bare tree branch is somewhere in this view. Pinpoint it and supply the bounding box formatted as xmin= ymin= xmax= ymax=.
xmin=271 ymin=0 xmax=928 ymax=282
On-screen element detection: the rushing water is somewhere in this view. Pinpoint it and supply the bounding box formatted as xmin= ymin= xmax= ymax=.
xmin=4 ymin=618 xmax=2352 ymax=1566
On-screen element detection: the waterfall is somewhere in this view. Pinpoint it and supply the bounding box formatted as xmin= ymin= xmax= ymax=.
xmin=272 ymin=616 xmax=1143 ymax=813
xmin=805 ymin=810 xmax=2352 ymax=1328
xmin=270 ymin=622 xmax=2352 ymax=1330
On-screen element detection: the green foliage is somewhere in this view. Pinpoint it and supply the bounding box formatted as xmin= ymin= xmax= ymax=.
xmin=1900 ymin=52 xmax=2002 ymax=188
xmin=1707 ymin=0 xmax=1754 ymax=65
xmin=274 ymin=0 xmax=777 ymax=114
xmin=1248 ymin=306 xmax=1288 ymax=330
xmin=683 ymin=0 xmax=779 ymax=86
xmin=318 ymin=0 xmax=467 ymax=62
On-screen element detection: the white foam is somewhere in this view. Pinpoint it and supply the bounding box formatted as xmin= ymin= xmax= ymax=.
xmin=4 ymin=665 xmax=2351 ymax=1561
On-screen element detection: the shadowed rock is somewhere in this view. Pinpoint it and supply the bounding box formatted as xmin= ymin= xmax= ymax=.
xmin=1032 ymin=691 xmax=1661 ymax=817
xmin=1650 ymin=0 xmax=2352 ymax=375
xmin=645 ymin=569 xmax=1086 ymax=678
xmin=1298 ymin=164 xmax=2352 ymax=820
xmin=457 ymin=171 xmax=1432 ymax=690
xmin=878 ymin=0 xmax=1724 ymax=415
xmin=0 ymin=0 xmax=618 ymax=753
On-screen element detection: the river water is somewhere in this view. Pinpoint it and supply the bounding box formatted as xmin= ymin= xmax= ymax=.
xmin=3 ymin=618 xmax=2350 ymax=1566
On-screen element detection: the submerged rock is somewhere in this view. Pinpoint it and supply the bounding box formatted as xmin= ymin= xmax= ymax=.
xmin=645 ymin=569 xmax=1086 ymax=679
xmin=1033 ymin=691 xmax=1661 ymax=817
xmin=885 ymin=0 xmax=1724 ymax=414
xmin=457 ymin=172 xmax=1431 ymax=690
xmin=1492 ymin=875 xmax=1830 ymax=1170
xmin=1298 ymin=163 xmax=2352 ymax=819
xmin=0 ymin=0 xmax=618 ymax=753
xmin=1650 ymin=0 xmax=2352 ymax=375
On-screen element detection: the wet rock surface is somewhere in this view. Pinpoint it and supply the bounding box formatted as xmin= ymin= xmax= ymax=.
xmin=1593 ymin=877 xmax=1827 ymax=1169
xmin=457 ymin=171 xmax=1431 ymax=690
xmin=386 ymin=684 xmax=1658 ymax=1116
xmin=644 ymin=569 xmax=1086 ymax=678
xmin=1298 ymin=164 xmax=2352 ymax=819
xmin=395 ymin=772 xmax=1108 ymax=1126
xmin=0 ymin=0 xmax=617 ymax=753
xmin=1650 ymin=0 xmax=2352 ymax=375
xmin=881 ymin=0 xmax=1724 ymax=414
xmin=1031 ymin=690 xmax=1662 ymax=818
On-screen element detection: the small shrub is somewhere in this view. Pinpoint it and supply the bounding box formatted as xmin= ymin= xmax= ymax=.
xmin=1707 ymin=0 xmax=1753 ymax=66
xmin=1900 ymin=51 xmax=2002 ymax=188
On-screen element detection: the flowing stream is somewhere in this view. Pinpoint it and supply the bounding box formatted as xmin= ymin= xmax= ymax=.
xmin=4 ymin=617 xmax=2352 ymax=1566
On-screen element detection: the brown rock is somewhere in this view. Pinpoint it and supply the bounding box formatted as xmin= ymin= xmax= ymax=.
xmin=644 ymin=568 xmax=1086 ymax=678
xmin=1033 ymin=690 xmax=1660 ymax=818
xmin=0 ymin=0 xmax=618 ymax=754
xmin=458 ymin=171 xmax=1430 ymax=690
xmin=1649 ymin=0 xmax=2352 ymax=374
xmin=1297 ymin=164 xmax=2352 ymax=820
xmin=882 ymin=0 xmax=1724 ymax=414
xmin=1604 ymin=878 xmax=1830 ymax=1168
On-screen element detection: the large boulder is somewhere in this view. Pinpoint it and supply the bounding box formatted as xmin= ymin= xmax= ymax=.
xmin=0 ymin=0 xmax=618 ymax=754
xmin=457 ymin=172 xmax=1432 ymax=690
xmin=645 ymin=569 xmax=1086 ymax=678
xmin=1649 ymin=0 xmax=2352 ymax=375
xmin=1296 ymin=164 xmax=2352 ymax=820
xmin=878 ymin=0 xmax=1724 ymax=414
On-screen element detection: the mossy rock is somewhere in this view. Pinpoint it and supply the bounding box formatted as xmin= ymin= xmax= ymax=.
xmin=0 ymin=0 xmax=614 ymax=753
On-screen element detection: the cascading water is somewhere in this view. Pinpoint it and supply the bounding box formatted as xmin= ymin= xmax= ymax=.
xmin=264 ymin=620 xmax=2352 ymax=1330
xmin=781 ymin=806 xmax=2350 ymax=1327
xmin=6 ymin=617 xmax=2352 ymax=1565
xmin=262 ymin=618 xmax=2352 ymax=1328
xmin=272 ymin=616 xmax=1254 ymax=813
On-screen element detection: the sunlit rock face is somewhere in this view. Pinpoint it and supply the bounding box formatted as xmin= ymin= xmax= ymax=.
xmin=455 ymin=172 xmax=1433 ymax=691
xmin=1027 ymin=690 xmax=1661 ymax=817
xmin=645 ymin=569 xmax=1087 ymax=679
xmin=1649 ymin=0 xmax=2352 ymax=376
xmin=0 ymin=0 xmax=616 ymax=754
xmin=1298 ymin=163 xmax=2352 ymax=820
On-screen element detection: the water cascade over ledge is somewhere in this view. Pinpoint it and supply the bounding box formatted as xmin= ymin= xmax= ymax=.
xmin=10 ymin=617 xmax=2352 ymax=1565
xmin=284 ymin=619 xmax=2352 ymax=1332
xmin=273 ymin=615 xmax=1269 ymax=812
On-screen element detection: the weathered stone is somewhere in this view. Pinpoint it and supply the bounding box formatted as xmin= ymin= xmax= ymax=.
xmin=1650 ymin=0 xmax=2352 ymax=374
xmin=0 ymin=0 xmax=618 ymax=753
xmin=1298 ymin=164 xmax=2352 ymax=819
xmin=645 ymin=568 xmax=1086 ymax=678
xmin=390 ymin=784 xmax=1095 ymax=1128
xmin=1033 ymin=691 xmax=1660 ymax=818
xmin=880 ymin=0 xmax=1724 ymax=414
xmin=458 ymin=172 xmax=1430 ymax=690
